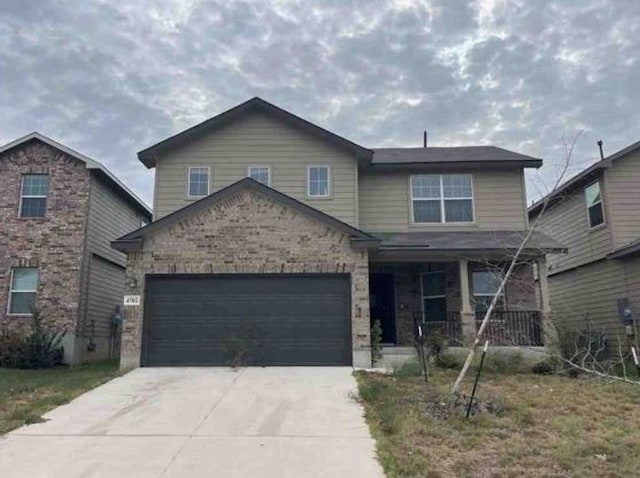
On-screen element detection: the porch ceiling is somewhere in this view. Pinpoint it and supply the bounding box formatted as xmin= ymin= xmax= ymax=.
xmin=370 ymin=230 xmax=566 ymax=260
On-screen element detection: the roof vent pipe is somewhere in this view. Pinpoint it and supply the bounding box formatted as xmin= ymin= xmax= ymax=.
xmin=597 ymin=140 xmax=604 ymax=160
xmin=423 ymin=130 xmax=427 ymax=148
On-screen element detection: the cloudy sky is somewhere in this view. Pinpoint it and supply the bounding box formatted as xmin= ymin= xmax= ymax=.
xmin=1 ymin=0 xmax=638 ymax=206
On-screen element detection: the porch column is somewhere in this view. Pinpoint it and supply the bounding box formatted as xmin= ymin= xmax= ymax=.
xmin=537 ymin=258 xmax=557 ymax=348
xmin=458 ymin=259 xmax=476 ymax=343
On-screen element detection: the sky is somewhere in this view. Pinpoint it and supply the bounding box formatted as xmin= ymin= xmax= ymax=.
xmin=1 ymin=0 xmax=638 ymax=207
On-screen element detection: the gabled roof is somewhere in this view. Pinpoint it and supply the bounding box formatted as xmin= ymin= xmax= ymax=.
xmin=372 ymin=146 xmax=542 ymax=168
xmin=111 ymin=177 xmax=380 ymax=252
xmin=137 ymin=97 xmax=374 ymax=168
xmin=529 ymin=139 xmax=640 ymax=216
xmin=0 ymin=132 xmax=152 ymax=218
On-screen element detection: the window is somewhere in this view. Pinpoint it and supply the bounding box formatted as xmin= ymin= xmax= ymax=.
xmin=188 ymin=167 xmax=210 ymax=198
xmin=421 ymin=271 xmax=447 ymax=322
xmin=20 ymin=174 xmax=49 ymax=218
xmin=307 ymin=166 xmax=330 ymax=197
xmin=247 ymin=166 xmax=271 ymax=186
xmin=411 ymin=174 xmax=473 ymax=223
xmin=585 ymin=181 xmax=605 ymax=228
xmin=472 ymin=270 xmax=504 ymax=313
xmin=8 ymin=268 xmax=38 ymax=314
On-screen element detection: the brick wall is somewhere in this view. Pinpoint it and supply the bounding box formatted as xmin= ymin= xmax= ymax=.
xmin=0 ymin=141 xmax=89 ymax=344
xmin=120 ymin=188 xmax=371 ymax=368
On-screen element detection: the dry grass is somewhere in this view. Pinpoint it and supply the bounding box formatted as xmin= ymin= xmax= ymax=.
xmin=0 ymin=360 xmax=120 ymax=434
xmin=356 ymin=365 xmax=640 ymax=478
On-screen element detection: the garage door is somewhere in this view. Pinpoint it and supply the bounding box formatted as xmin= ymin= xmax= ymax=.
xmin=142 ymin=274 xmax=352 ymax=366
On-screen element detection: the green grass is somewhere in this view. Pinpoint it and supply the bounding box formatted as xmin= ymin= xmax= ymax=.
xmin=356 ymin=362 xmax=640 ymax=478
xmin=0 ymin=360 xmax=120 ymax=434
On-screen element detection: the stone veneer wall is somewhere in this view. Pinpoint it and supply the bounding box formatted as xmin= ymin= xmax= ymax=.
xmin=0 ymin=142 xmax=90 ymax=360
xmin=120 ymin=189 xmax=371 ymax=369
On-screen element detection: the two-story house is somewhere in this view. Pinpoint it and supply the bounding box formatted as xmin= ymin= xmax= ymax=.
xmin=529 ymin=140 xmax=640 ymax=355
xmin=112 ymin=97 xmax=563 ymax=369
xmin=0 ymin=133 xmax=152 ymax=363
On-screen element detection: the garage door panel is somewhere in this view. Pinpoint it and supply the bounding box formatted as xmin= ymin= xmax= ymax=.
xmin=143 ymin=275 xmax=351 ymax=366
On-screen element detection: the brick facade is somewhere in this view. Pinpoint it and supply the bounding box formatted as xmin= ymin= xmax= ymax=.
xmin=120 ymin=188 xmax=371 ymax=369
xmin=0 ymin=142 xmax=90 ymax=350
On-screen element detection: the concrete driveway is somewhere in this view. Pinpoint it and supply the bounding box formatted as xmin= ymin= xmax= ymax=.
xmin=0 ymin=367 xmax=384 ymax=478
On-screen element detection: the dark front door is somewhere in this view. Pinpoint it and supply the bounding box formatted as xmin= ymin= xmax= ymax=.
xmin=369 ymin=273 xmax=396 ymax=344
xmin=142 ymin=274 xmax=352 ymax=366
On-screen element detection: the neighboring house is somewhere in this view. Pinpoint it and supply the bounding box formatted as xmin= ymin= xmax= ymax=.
xmin=529 ymin=140 xmax=640 ymax=354
xmin=0 ymin=133 xmax=152 ymax=363
xmin=112 ymin=97 xmax=563 ymax=369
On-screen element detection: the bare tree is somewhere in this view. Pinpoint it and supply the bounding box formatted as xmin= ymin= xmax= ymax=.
xmin=451 ymin=132 xmax=581 ymax=394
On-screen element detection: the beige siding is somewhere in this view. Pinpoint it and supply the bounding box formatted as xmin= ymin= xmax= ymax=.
xmin=604 ymin=149 xmax=640 ymax=248
xmin=358 ymin=168 xmax=528 ymax=232
xmin=535 ymin=177 xmax=612 ymax=273
xmin=548 ymin=257 xmax=640 ymax=354
xmin=154 ymin=112 xmax=358 ymax=225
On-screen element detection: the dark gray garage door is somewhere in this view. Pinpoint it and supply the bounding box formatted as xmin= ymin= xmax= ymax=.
xmin=142 ymin=274 xmax=352 ymax=366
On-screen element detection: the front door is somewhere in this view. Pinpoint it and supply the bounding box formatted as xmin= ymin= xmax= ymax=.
xmin=369 ymin=273 xmax=396 ymax=344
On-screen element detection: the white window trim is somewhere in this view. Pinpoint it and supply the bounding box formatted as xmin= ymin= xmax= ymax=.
xmin=247 ymin=165 xmax=271 ymax=186
xmin=420 ymin=271 xmax=447 ymax=317
xmin=7 ymin=268 xmax=38 ymax=316
xmin=307 ymin=165 xmax=331 ymax=198
xmin=19 ymin=174 xmax=49 ymax=218
xmin=186 ymin=166 xmax=211 ymax=199
xmin=409 ymin=174 xmax=475 ymax=225
xmin=584 ymin=180 xmax=606 ymax=229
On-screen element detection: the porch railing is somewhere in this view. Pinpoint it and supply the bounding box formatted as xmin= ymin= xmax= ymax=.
xmin=475 ymin=310 xmax=543 ymax=346
xmin=412 ymin=311 xmax=463 ymax=345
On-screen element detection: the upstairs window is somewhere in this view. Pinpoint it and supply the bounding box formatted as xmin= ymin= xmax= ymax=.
xmin=307 ymin=166 xmax=330 ymax=198
xmin=20 ymin=174 xmax=49 ymax=218
xmin=8 ymin=268 xmax=38 ymax=314
xmin=411 ymin=174 xmax=473 ymax=223
xmin=585 ymin=181 xmax=605 ymax=228
xmin=188 ymin=167 xmax=210 ymax=198
xmin=247 ymin=166 xmax=271 ymax=186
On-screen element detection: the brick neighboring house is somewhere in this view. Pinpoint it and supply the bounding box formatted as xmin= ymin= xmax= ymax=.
xmin=529 ymin=140 xmax=640 ymax=355
xmin=112 ymin=97 xmax=564 ymax=369
xmin=0 ymin=133 xmax=152 ymax=363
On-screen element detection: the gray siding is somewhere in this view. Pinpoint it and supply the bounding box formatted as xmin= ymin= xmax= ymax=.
xmin=534 ymin=176 xmax=612 ymax=274
xmin=78 ymin=173 xmax=147 ymax=360
xmin=549 ymin=257 xmax=640 ymax=354
xmin=604 ymin=149 xmax=640 ymax=249
xmin=154 ymin=111 xmax=358 ymax=225
xmin=358 ymin=168 xmax=528 ymax=232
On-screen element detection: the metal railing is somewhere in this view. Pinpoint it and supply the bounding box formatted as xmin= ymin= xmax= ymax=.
xmin=412 ymin=311 xmax=463 ymax=344
xmin=475 ymin=310 xmax=543 ymax=346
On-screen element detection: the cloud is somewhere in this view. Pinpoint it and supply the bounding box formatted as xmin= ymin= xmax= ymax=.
xmin=0 ymin=0 xmax=638 ymax=206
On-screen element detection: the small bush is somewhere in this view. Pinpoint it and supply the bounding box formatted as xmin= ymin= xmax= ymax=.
xmin=0 ymin=310 xmax=65 ymax=369
xmin=532 ymin=360 xmax=556 ymax=375
xmin=394 ymin=358 xmax=424 ymax=378
xmin=371 ymin=319 xmax=383 ymax=365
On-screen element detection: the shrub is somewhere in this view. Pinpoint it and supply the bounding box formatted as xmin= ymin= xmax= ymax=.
xmin=371 ymin=319 xmax=383 ymax=365
xmin=0 ymin=309 xmax=65 ymax=369
xmin=532 ymin=360 xmax=556 ymax=375
xmin=393 ymin=358 xmax=423 ymax=378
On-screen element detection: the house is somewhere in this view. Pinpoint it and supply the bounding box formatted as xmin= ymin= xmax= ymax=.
xmin=0 ymin=132 xmax=152 ymax=363
xmin=529 ymin=139 xmax=640 ymax=355
xmin=112 ymin=97 xmax=563 ymax=369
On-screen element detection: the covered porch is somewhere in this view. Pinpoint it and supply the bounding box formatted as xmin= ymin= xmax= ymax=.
xmin=368 ymin=231 xmax=563 ymax=349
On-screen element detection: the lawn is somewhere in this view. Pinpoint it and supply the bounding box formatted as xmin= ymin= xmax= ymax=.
xmin=0 ymin=360 xmax=120 ymax=434
xmin=356 ymin=364 xmax=640 ymax=478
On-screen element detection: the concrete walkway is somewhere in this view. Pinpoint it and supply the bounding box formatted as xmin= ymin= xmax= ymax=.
xmin=0 ymin=367 xmax=385 ymax=477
